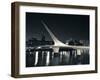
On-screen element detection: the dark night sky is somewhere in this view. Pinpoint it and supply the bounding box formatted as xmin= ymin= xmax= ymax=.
xmin=26 ymin=12 xmax=89 ymax=43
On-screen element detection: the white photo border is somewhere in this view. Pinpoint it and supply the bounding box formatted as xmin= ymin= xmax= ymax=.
xmin=19 ymin=5 xmax=96 ymax=75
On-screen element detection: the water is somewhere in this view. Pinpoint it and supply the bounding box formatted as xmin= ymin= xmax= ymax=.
xmin=26 ymin=48 xmax=89 ymax=67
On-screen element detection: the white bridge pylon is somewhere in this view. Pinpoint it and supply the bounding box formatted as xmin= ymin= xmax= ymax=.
xmin=41 ymin=21 xmax=67 ymax=46
xmin=42 ymin=20 xmax=68 ymax=53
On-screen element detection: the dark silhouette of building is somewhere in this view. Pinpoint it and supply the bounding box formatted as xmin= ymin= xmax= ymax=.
xmin=26 ymin=36 xmax=54 ymax=47
xmin=68 ymin=39 xmax=83 ymax=46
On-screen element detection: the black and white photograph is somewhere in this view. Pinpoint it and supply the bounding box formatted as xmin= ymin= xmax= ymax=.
xmin=11 ymin=2 xmax=97 ymax=78
xmin=26 ymin=12 xmax=90 ymax=67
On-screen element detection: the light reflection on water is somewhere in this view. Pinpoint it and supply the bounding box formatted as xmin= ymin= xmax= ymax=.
xmin=26 ymin=48 xmax=89 ymax=67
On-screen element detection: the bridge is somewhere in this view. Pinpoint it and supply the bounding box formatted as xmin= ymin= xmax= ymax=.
xmin=26 ymin=21 xmax=89 ymax=67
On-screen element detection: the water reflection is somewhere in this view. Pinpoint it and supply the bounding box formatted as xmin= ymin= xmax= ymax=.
xmin=26 ymin=48 xmax=89 ymax=67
